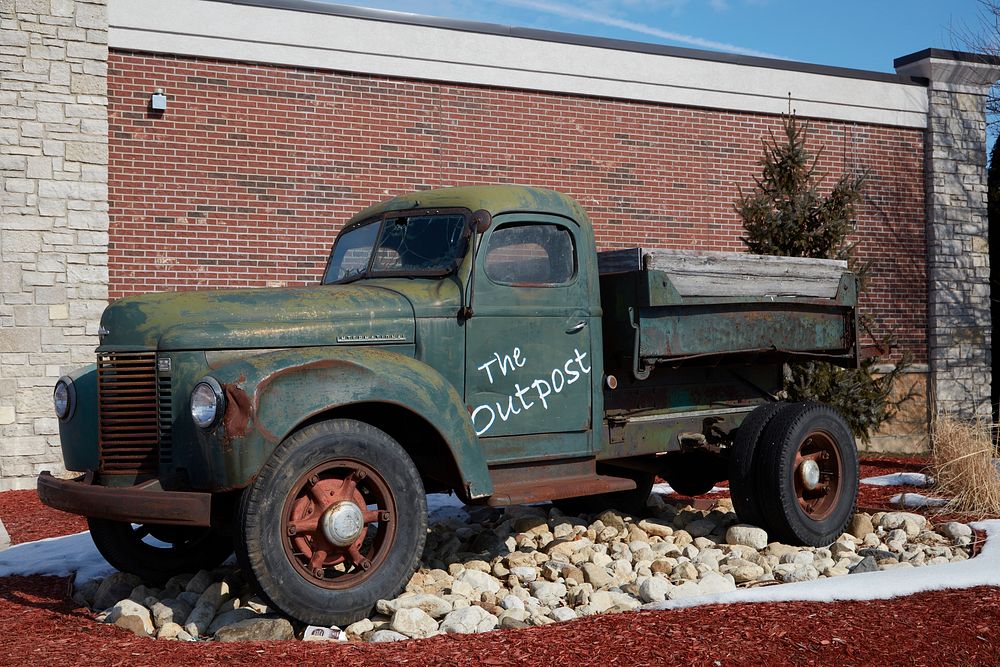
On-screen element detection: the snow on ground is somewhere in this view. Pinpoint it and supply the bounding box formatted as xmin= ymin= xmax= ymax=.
xmin=651 ymin=483 xmax=727 ymax=496
xmin=0 ymin=531 xmax=114 ymax=582
xmin=860 ymin=472 xmax=930 ymax=487
xmin=889 ymin=492 xmax=949 ymax=508
xmin=645 ymin=520 xmax=1000 ymax=611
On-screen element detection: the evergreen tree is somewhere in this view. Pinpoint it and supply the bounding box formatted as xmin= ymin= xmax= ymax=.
xmin=737 ymin=113 xmax=909 ymax=443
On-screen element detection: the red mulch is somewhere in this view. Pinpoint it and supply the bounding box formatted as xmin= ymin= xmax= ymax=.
xmin=0 ymin=575 xmax=996 ymax=667
xmin=0 ymin=490 xmax=87 ymax=545
xmin=1 ymin=456 xmax=998 ymax=666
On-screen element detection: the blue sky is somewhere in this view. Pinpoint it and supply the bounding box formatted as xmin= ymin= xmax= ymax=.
xmin=334 ymin=0 xmax=986 ymax=73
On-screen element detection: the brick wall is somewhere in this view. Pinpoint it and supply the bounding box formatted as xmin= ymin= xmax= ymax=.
xmin=107 ymin=51 xmax=926 ymax=361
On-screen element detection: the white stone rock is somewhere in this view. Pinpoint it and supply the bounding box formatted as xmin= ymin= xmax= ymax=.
xmin=725 ymin=524 xmax=768 ymax=550
xmin=370 ymin=630 xmax=409 ymax=643
xmin=389 ymin=607 xmax=439 ymax=639
xmin=106 ymin=599 xmax=154 ymax=636
xmin=639 ymin=576 xmax=671 ymax=603
xmin=549 ymin=607 xmax=577 ymax=622
xmin=439 ymin=605 xmax=499 ymax=634
xmin=529 ymin=581 xmax=567 ymax=607
xmin=879 ymin=512 xmax=926 ymax=532
xmin=667 ymin=581 xmax=702 ymax=600
xmin=511 ymin=566 xmax=538 ymax=583
xmin=697 ymin=571 xmax=736 ymax=595
xmin=943 ymin=522 xmax=973 ymax=540
xmin=454 ymin=569 xmax=501 ymax=594
xmin=500 ymin=594 xmax=525 ymax=611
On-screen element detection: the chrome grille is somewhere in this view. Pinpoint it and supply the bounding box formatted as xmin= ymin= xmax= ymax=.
xmin=97 ymin=352 xmax=160 ymax=474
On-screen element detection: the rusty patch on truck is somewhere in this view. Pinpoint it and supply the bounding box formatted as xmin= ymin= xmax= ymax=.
xmin=223 ymin=378 xmax=253 ymax=438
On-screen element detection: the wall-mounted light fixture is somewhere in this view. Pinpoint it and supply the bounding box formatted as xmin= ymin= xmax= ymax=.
xmin=150 ymin=88 xmax=167 ymax=111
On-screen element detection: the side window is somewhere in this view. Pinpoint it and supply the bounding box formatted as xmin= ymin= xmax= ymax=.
xmin=484 ymin=223 xmax=576 ymax=286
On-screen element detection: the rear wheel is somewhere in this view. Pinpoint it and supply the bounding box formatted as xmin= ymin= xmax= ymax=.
xmin=87 ymin=518 xmax=233 ymax=584
xmin=754 ymin=403 xmax=858 ymax=546
xmin=728 ymin=402 xmax=783 ymax=527
xmin=236 ymin=419 xmax=426 ymax=626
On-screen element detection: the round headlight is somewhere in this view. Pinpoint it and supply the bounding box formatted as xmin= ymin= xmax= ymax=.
xmin=53 ymin=379 xmax=72 ymax=420
xmin=190 ymin=378 xmax=225 ymax=429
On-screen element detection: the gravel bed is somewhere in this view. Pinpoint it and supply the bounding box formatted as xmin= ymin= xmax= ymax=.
xmin=72 ymin=493 xmax=975 ymax=642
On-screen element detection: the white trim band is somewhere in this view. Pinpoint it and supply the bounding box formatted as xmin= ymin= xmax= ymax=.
xmin=108 ymin=0 xmax=928 ymax=128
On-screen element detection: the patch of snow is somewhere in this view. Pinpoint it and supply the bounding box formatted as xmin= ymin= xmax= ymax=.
xmin=0 ymin=531 xmax=113 ymax=582
xmin=889 ymin=492 xmax=948 ymax=508
xmin=645 ymin=519 xmax=1000 ymax=612
xmin=651 ymin=483 xmax=727 ymax=496
xmin=426 ymin=492 xmax=469 ymax=524
xmin=860 ymin=472 xmax=930 ymax=487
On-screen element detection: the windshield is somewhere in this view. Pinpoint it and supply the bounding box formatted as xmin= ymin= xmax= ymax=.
xmin=323 ymin=212 xmax=468 ymax=284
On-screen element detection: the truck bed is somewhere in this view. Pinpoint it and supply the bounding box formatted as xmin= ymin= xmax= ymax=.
xmin=598 ymin=248 xmax=858 ymax=376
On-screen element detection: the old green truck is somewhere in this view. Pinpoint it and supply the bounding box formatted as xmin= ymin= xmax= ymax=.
xmin=39 ymin=186 xmax=860 ymax=625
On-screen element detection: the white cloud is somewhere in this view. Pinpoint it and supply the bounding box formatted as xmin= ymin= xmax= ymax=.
xmin=496 ymin=0 xmax=784 ymax=57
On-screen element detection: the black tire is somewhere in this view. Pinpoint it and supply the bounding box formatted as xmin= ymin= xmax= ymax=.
xmin=754 ymin=402 xmax=858 ymax=546
xmin=660 ymin=450 xmax=722 ymax=497
xmin=87 ymin=518 xmax=233 ymax=584
xmin=556 ymin=471 xmax=654 ymax=517
xmin=728 ymin=402 xmax=783 ymax=527
xmin=235 ymin=419 xmax=427 ymax=626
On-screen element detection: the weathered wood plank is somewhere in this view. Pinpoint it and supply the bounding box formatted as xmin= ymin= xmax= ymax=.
xmin=598 ymin=247 xmax=848 ymax=299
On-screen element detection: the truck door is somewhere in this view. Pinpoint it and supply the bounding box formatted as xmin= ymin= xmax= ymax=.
xmin=464 ymin=213 xmax=594 ymax=456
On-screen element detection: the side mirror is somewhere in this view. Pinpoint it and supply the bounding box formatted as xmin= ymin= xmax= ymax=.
xmin=471 ymin=209 xmax=492 ymax=234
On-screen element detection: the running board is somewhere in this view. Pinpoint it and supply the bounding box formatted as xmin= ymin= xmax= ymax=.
xmin=486 ymin=473 xmax=637 ymax=506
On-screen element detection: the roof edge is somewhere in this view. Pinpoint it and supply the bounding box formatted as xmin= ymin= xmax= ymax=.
xmin=206 ymin=0 xmax=926 ymax=87
xmin=894 ymin=48 xmax=1000 ymax=69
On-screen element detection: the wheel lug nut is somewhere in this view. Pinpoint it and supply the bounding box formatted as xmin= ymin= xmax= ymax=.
xmin=361 ymin=559 xmax=371 ymax=570
xmin=380 ymin=511 xmax=391 ymax=522
xmin=309 ymin=475 xmax=319 ymax=485
xmin=287 ymin=525 xmax=296 ymax=536
xmin=357 ymin=470 xmax=367 ymax=479
xmin=314 ymin=568 xmax=324 ymax=579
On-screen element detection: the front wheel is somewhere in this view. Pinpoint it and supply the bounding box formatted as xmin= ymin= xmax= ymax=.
xmin=87 ymin=518 xmax=233 ymax=584
xmin=754 ymin=403 xmax=858 ymax=546
xmin=235 ymin=419 xmax=427 ymax=626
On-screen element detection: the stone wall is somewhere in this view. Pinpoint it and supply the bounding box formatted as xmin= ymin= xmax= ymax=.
xmin=896 ymin=52 xmax=1000 ymax=418
xmin=0 ymin=0 xmax=108 ymax=490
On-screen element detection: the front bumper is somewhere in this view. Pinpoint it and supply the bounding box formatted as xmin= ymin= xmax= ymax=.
xmin=37 ymin=471 xmax=212 ymax=527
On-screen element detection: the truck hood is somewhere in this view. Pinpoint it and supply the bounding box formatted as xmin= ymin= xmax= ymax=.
xmin=97 ymin=285 xmax=415 ymax=351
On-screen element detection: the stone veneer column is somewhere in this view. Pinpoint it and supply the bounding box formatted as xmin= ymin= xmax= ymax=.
xmin=895 ymin=50 xmax=1000 ymax=418
xmin=0 ymin=0 xmax=108 ymax=490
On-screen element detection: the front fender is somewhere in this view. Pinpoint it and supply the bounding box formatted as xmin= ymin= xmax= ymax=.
xmin=200 ymin=346 xmax=492 ymax=498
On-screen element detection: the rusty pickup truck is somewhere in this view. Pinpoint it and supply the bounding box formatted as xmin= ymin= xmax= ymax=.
xmin=39 ymin=185 xmax=860 ymax=625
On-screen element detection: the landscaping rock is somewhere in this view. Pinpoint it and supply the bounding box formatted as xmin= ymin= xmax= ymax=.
xmin=93 ymin=572 xmax=142 ymax=611
xmin=440 ymin=605 xmax=499 ymax=634
xmin=207 ymin=608 xmax=259 ymax=635
xmin=454 ymin=569 xmax=501 ymax=594
xmin=639 ymin=576 xmax=671 ymax=603
xmin=847 ymin=513 xmax=875 ymax=539
xmin=726 ymin=525 xmax=768 ymax=550
xmin=848 ymin=555 xmax=878 ymax=575
xmin=370 ymin=630 xmax=409 ymax=642
xmin=214 ymin=618 xmax=295 ymax=642
xmin=107 ymin=599 xmax=154 ymax=636
xmin=390 ymin=608 xmax=439 ymax=639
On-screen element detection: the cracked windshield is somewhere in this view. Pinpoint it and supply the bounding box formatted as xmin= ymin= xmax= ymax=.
xmin=323 ymin=213 xmax=467 ymax=283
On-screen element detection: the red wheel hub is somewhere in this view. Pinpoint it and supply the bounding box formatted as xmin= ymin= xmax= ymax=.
xmin=281 ymin=460 xmax=396 ymax=589
xmin=793 ymin=430 xmax=843 ymax=521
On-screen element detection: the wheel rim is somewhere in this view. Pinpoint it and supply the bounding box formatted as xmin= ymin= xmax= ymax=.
xmin=792 ymin=430 xmax=843 ymax=521
xmin=281 ymin=459 xmax=397 ymax=589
